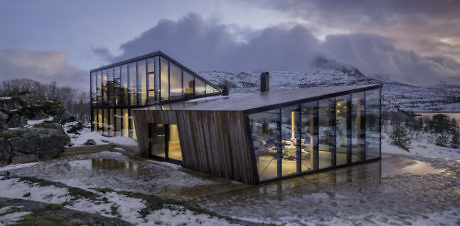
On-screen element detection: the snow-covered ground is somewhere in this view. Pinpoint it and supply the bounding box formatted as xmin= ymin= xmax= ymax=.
xmin=64 ymin=122 xmax=137 ymax=147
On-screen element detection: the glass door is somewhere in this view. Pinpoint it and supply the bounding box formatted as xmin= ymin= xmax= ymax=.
xmin=149 ymin=123 xmax=182 ymax=163
xmin=150 ymin=123 xmax=166 ymax=158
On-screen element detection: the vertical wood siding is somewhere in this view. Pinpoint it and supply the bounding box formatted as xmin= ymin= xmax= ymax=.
xmin=133 ymin=109 xmax=257 ymax=184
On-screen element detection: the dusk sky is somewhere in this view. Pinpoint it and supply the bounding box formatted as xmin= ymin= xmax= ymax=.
xmin=0 ymin=0 xmax=459 ymax=91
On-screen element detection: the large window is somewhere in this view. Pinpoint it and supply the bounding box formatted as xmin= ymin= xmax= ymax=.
xmin=183 ymin=71 xmax=194 ymax=97
xmin=336 ymin=95 xmax=349 ymax=166
xmin=137 ymin=60 xmax=147 ymax=106
xmin=102 ymin=69 xmax=107 ymax=104
xmin=318 ymin=99 xmax=332 ymax=169
xmin=195 ymin=78 xmax=205 ymax=95
xmin=300 ymin=102 xmax=317 ymax=172
xmin=147 ymin=57 xmax=155 ymax=104
xmin=352 ymin=92 xmax=365 ymax=162
xmin=121 ymin=65 xmax=128 ymax=106
xmin=113 ymin=66 xmax=121 ymax=106
xmin=281 ymin=106 xmax=299 ymax=177
xmin=128 ymin=62 xmax=137 ymax=106
xmin=366 ymin=89 xmax=380 ymax=160
xmin=91 ymin=72 xmax=96 ymax=104
xmin=160 ymin=58 xmax=169 ymax=101
xmin=170 ymin=63 xmax=182 ymax=99
xmin=250 ymin=109 xmax=280 ymax=181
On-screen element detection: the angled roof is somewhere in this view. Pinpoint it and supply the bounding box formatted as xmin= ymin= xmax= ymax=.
xmin=136 ymin=84 xmax=382 ymax=114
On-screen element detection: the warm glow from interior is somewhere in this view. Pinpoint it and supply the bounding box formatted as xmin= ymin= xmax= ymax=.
xmin=291 ymin=111 xmax=295 ymax=140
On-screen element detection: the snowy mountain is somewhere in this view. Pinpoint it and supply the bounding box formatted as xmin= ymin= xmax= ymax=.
xmin=198 ymin=61 xmax=459 ymax=112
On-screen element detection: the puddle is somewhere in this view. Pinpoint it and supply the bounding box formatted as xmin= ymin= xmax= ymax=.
xmin=68 ymin=158 xmax=140 ymax=177
xmin=382 ymin=159 xmax=444 ymax=177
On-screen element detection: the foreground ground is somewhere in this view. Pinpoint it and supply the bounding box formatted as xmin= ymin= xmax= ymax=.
xmin=0 ymin=148 xmax=459 ymax=225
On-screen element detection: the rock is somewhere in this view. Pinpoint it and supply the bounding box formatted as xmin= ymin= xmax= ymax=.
xmin=0 ymin=124 xmax=70 ymax=164
xmin=84 ymin=139 xmax=96 ymax=146
xmin=8 ymin=114 xmax=26 ymax=128
xmin=60 ymin=111 xmax=75 ymax=124
xmin=0 ymin=111 xmax=9 ymax=131
xmin=10 ymin=154 xmax=39 ymax=164
xmin=66 ymin=121 xmax=83 ymax=134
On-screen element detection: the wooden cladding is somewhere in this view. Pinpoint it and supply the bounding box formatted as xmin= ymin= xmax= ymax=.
xmin=133 ymin=109 xmax=257 ymax=184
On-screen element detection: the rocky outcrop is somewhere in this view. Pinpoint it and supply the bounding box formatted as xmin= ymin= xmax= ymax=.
xmin=0 ymin=93 xmax=71 ymax=166
xmin=0 ymin=124 xmax=70 ymax=165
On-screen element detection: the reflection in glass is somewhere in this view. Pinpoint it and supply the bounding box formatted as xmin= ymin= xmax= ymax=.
xmin=109 ymin=108 xmax=114 ymax=136
xmin=160 ymin=58 xmax=169 ymax=101
xmin=121 ymin=65 xmax=128 ymax=106
xmin=102 ymin=69 xmax=107 ymax=104
xmin=91 ymin=72 xmax=96 ymax=104
xmin=168 ymin=124 xmax=182 ymax=161
xmin=130 ymin=109 xmax=136 ymax=140
xmin=151 ymin=124 xmax=166 ymax=158
xmin=137 ymin=60 xmax=147 ymax=106
xmin=107 ymin=68 xmax=114 ymax=105
xmin=103 ymin=109 xmax=108 ymax=135
xmin=147 ymin=58 xmax=155 ymax=104
xmin=195 ymin=79 xmax=205 ymax=95
xmin=115 ymin=109 xmax=122 ymax=136
xmin=98 ymin=109 xmax=103 ymax=131
xmin=183 ymin=71 xmax=194 ymax=96
xmin=113 ymin=67 xmax=121 ymax=106
xmin=281 ymin=106 xmax=298 ymax=176
xmin=250 ymin=109 xmax=280 ymax=181
xmin=336 ymin=96 xmax=348 ymax=166
xmin=128 ymin=62 xmax=137 ymax=106
xmin=352 ymin=92 xmax=365 ymax=162
xmin=300 ymin=102 xmax=316 ymax=172
xmin=96 ymin=71 xmax=102 ymax=106
xmin=122 ymin=109 xmax=129 ymax=137
xmin=92 ymin=110 xmax=97 ymax=131
xmin=318 ymin=99 xmax=332 ymax=169
xmin=170 ymin=63 xmax=182 ymax=99
xmin=366 ymin=89 xmax=380 ymax=160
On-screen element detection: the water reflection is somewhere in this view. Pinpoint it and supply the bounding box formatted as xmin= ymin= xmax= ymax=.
xmin=90 ymin=158 xmax=140 ymax=177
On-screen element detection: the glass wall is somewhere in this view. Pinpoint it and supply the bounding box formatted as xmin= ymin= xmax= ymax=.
xmin=249 ymin=109 xmax=280 ymax=181
xmin=249 ymin=88 xmax=381 ymax=183
xmin=366 ymin=89 xmax=380 ymax=160
xmin=91 ymin=53 xmax=221 ymax=139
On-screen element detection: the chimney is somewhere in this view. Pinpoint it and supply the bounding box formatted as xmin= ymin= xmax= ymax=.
xmin=222 ymin=80 xmax=229 ymax=96
xmin=260 ymin=72 xmax=269 ymax=92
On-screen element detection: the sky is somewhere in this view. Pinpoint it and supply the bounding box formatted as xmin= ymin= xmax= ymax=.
xmin=0 ymin=0 xmax=459 ymax=91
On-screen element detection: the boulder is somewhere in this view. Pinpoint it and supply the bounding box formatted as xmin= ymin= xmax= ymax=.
xmin=0 ymin=124 xmax=70 ymax=164
xmin=0 ymin=111 xmax=9 ymax=131
xmin=84 ymin=139 xmax=96 ymax=146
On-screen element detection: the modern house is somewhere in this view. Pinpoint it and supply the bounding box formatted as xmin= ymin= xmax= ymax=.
xmin=91 ymin=51 xmax=382 ymax=184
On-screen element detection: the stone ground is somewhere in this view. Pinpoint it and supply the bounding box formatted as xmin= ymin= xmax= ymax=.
xmin=1 ymin=150 xmax=459 ymax=225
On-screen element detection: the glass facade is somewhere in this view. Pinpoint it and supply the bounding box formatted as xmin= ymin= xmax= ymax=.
xmin=249 ymin=88 xmax=381 ymax=183
xmin=90 ymin=52 xmax=221 ymax=139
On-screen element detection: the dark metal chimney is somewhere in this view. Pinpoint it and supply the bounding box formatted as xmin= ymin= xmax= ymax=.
xmin=260 ymin=72 xmax=269 ymax=92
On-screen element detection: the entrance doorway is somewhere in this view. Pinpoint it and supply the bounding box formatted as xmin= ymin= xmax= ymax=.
xmin=149 ymin=123 xmax=183 ymax=163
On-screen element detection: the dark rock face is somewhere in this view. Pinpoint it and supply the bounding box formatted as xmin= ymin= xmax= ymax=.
xmin=0 ymin=93 xmax=71 ymax=166
xmin=0 ymin=125 xmax=70 ymax=165
xmin=84 ymin=139 xmax=96 ymax=146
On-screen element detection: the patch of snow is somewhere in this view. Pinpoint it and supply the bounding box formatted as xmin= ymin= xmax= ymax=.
xmin=0 ymin=206 xmax=30 ymax=225
xmin=149 ymin=160 xmax=182 ymax=170
xmin=0 ymin=178 xmax=70 ymax=204
xmin=26 ymin=116 xmax=54 ymax=126
xmin=65 ymin=126 xmax=138 ymax=147
xmin=141 ymin=205 xmax=237 ymax=226
xmin=0 ymin=97 xmax=11 ymax=100
xmin=0 ymin=162 xmax=38 ymax=172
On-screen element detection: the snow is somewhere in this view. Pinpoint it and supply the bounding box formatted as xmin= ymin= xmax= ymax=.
xmin=0 ymin=206 xmax=30 ymax=225
xmin=26 ymin=116 xmax=54 ymax=126
xmin=0 ymin=178 xmax=71 ymax=204
xmin=66 ymin=126 xmax=138 ymax=147
xmin=141 ymin=205 xmax=237 ymax=226
xmin=0 ymin=96 xmax=11 ymax=100
xmin=0 ymin=162 xmax=38 ymax=172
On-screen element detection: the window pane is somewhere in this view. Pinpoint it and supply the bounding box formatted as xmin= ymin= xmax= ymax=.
xmin=113 ymin=66 xmax=121 ymax=106
xmin=107 ymin=68 xmax=114 ymax=106
xmin=137 ymin=60 xmax=147 ymax=105
xmin=147 ymin=57 xmax=155 ymax=104
xmin=121 ymin=65 xmax=128 ymax=106
xmin=250 ymin=109 xmax=280 ymax=181
xmin=109 ymin=108 xmax=114 ymax=136
xmin=168 ymin=124 xmax=182 ymax=161
xmin=352 ymin=92 xmax=365 ymax=162
xmin=103 ymin=109 xmax=108 ymax=135
xmin=115 ymin=109 xmax=122 ymax=136
xmin=123 ymin=108 xmax=129 ymax=137
xmin=366 ymin=89 xmax=380 ymax=160
xmin=300 ymin=102 xmax=316 ymax=172
xmin=318 ymin=99 xmax=332 ymax=169
xmin=92 ymin=109 xmax=97 ymax=131
xmin=336 ymin=96 xmax=348 ymax=166
xmin=102 ymin=69 xmax=107 ymax=104
xmin=151 ymin=124 xmax=166 ymax=158
xmin=130 ymin=109 xmax=136 ymax=140
xmin=183 ymin=71 xmax=194 ymax=97
xmin=170 ymin=63 xmax=183 ymax=99
xmin=195 ymin=78 xmax=205 ymax=95
xmin=98 ymin=109 xmax=103 ymax=132
xmin=91 ymin=72 xmax=96 ymax=105
xmin=281 ymin=106 xmax=298 ymax=177
xmin=96 ymin=71 xmax=102 ymax=106
xmin=129 ymin=62 xmax=137 ymax=106
xmin=160 ymin=58 xmax=169 ymax=101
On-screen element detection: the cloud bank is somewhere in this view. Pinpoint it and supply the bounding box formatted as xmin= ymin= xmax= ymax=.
xmin=100 ymin=13 xmax=460 ymax=86
xmin=0 ymin=49 xmax=88 ymax=91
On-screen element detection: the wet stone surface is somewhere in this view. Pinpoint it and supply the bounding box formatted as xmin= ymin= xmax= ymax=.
xmin=4 ymin=151 xmax=460 ymax=225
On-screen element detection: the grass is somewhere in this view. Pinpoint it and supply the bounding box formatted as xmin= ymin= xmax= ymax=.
xmin=15 ymin=213 xmax=78 ymax=226
xmin=43 ymin=203 xmax=63 ymax=210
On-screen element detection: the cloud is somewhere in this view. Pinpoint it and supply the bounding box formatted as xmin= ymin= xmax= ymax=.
xmin=0 ymin=49 xmax=88 ymax=91
xmin=98 ymin=13 xmax=460 ymax=86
